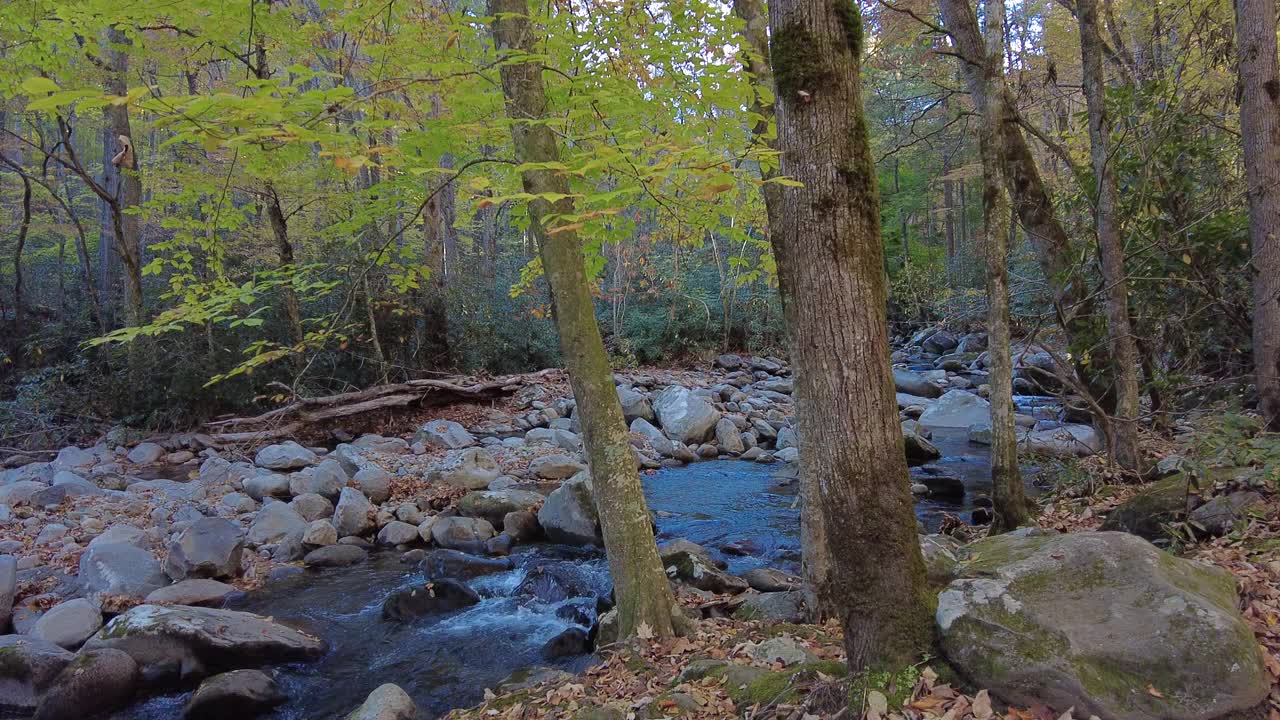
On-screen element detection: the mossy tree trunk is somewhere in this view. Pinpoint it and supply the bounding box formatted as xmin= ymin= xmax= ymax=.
xmin=1234 ymin=0 xmax=1280 ymax=431
xmin=488 ymin=0 xmax=678 ymax=639
xmin=978 ymin=0 xmax=1031 ymax=533
xmin=766 ymin=0 xmax=933 ymax=671
xmin=1078 ymin=0 xmax=1142 ymax=473
xmin=732 ymin=0 xmax=831 ymax=622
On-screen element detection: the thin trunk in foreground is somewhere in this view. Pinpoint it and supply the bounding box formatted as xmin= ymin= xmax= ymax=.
xmin=767 ymin=0 xmax=932 ymax=674
xmin=1078 ymin=0 xmax=1142 ymax=472
xmin=489 ymin=0 xmax=678 ymax=639
xmin=1234 ymin=0 xmax=1280 ymax=431
xmin=979 ymin=0 xmax=1030 ymax=532
xmin=732 ymin=0 xmax=831 ymax=622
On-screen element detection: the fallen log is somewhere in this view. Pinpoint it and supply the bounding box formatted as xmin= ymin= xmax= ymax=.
xmin=203 ymin=369 xmax=559 ymax=444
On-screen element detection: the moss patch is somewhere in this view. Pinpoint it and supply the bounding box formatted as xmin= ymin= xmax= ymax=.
xmin=770 ymin=23 xmax=832 ymax=99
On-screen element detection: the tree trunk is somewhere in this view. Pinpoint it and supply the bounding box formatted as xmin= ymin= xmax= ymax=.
xmin=488 ymin=0 xmax=678 ymax=639
xmin=12 ymin=173 xmax=32 ymax=347
xmin=979 ymin=0 xmax=1031 ymax=533
xmin=265 ymin=183 xmax=306 ymax=365
xmin=1078 ymin=0 xmax=1142 ymax=472
xmin=732 ymin=0 xmax=831 ymax=621
xmin=767 ymin=0 xmax=932 ymax=673
xmin=104 ymin=27 xmax=144 ymax=328
xmin=1234 ymin=0 xmax=1280 ymax=431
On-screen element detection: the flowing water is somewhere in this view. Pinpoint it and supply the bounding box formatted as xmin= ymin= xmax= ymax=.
xmin=114 ymin=408 xmax=1051 ymax=719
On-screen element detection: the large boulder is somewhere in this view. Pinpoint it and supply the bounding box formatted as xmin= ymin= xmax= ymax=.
xmin=254 ymin=441 xmax=318 ymax=471
xmin=629 ymin=417 xmax=673 ymax=456
xmin=247 ymin=502 xmax=308 ymax=546
xmin=333 ymin=487 xmax=375 ymax=537
xmin=165 ymin=518 xmax=244 ymax=581
xmin=937 ymin=531 xmax=1268 ymax=720
xmin=653 ymin=386 xmax=721 ymax=445
xmin=616 ymin=386 xmax=655 ymax=424
xmin=288 ymin=459 xmax=347 ymax=500
xmin=893 ymin=369 xmax=943 ymax=399
xmin=428 ymin=448 xmax=501 ymax=490
xmin=1190 ymin=491 xmax=1264 ymax=536
xmin=919 ymin=390 xmax=990 ymax=428
xmin=83 ymin=604 xmax=326 ymax=683
xmin=0 ymin=635 xmax=74 ymax=714
xmin=242 ymin=473 xmax=291 ymax=501
xmin=126 ymin=442 xmax=166 ymax=465
xmin=458 ymin=489 xmax=544 ymax=527
xmin=536 ymin=472 xmax=600 ymax=546
xmin=429 ymin=516 xmax=495 ymax=550
xmin=414 ymin=420 xmax=476 ymax=450
xmin=346 ymin=683 xmax=418 ymax=720
xmin=1019 ymin=424 xmax=1103 ymax=457
xmin=732 ymin=591 xmax=806 ymax=623
xmin=184 ymin=669 xmax=286 ymax=720
xmin=31 ymin=599 xmax=103 ymax=650
xmin=32 ymin=648 xmax=138 ymax=720
xmin=1099 ymin=475 xmax=1193 ymax=541
xmin=351 ymin=466 xmax=393 ymax=504
xmin=715 ymin=418 xmax=745 ymax=454
xmin=79 ymin=542 xmax=169 ymax=601
xmin=529 ymin=454 xmax=586 ymax=480
xmin=381 ymin=580 xmax=480 ymax=622
xmin=660 ymin=541 xmax=747 ymax=594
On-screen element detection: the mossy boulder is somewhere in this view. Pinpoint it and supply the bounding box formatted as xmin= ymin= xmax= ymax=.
xmin=938 ymin=531 xmax=1268 ymax=720
xmin=1099 ymin=475 xmax=1193 ymax=540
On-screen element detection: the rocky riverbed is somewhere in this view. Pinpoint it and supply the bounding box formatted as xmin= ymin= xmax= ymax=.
xmin=0 ymin=328 xmax=1270 ymax=719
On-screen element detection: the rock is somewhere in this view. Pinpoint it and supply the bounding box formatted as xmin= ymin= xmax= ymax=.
xmin=537 ymin=472 xmax=600 ymax=546
xmin=923 ymin=330 xmax=958 ymax=354
xmin=714 ymin=354 xmax=743 ymax=370
xmin=893 ymin=369 xmax=943 ymax=399
xmin=920 ymin=534 xmax=960 ymax=585
xmin=515 ymin=565 xmax=601 ymax=604
xmin=1019 ymin=423 xmax=1103 ymax=457
xmin=742 ymin=568 xmax=800 ymax=593
xmin=911 ymin=469 xmax=965 ymax=499
xmin=184 ymin=669 xmax=286 ymax=720
xmin=353 ymin=434 xmax=409 ymax=454
xmin=732 ymin=591 xmax=806 ymax=623
xmin=331 ymin=443 xmax=377 ymax=477
xmin=919 ymin=390 xmax=990 ymax=428
xmin=617 ymin=386 xmax=655 ymax=424
xmin=219 ymin=492 xmax=256 ymax=514
xmin=530 ymin=454 xmax=587 ymax=480
xmin=1155 ymin=455 xmax=1187 ymax=478
xmin=382 ymin=580 xmax=480 ymax=621
xmin=903 ymin=430 xmax=941 ymax=465
xmin=290 ymin=493 xmax=334 ymax=521
xmin=333 ymin=487 xmax=375 ymax=537
xmin=254 ymin=441 xmax=318 ymax=470
xmin=79 ymin=542 xmax=168 ymax=601
xmin=377 ymin=521 xmax=421 ymax=547
xmin=629 ymin=418 xmax=673 ymax=456
xmin=145 ymin=579 xmax=238 ymax=607
xmin=247 ymin=502 xmax=308 ymax=545
xmin=32 ymin=648 xmax=138 ymax=720
xmin=715 ymin=418 xmax=745 ymax=454
xmin=967 ymin=423 xmax=993 ymax=445
xmin=351 ymin=467 xmax=393 ymax=504
xmin=84 ymin=604 xmax=325 ymax=684
xmin=304 ymin=544 xmax=368 ymax=568
xmin=661 ymin=543 xmax=747 ymax=594
xmin=242 ymin=473 xmax=290 ymax=501
xmin=653 ymin=386 xmax=721 ymax=445
xmin=165 ymin=518 xmax=244 ymax=581
xmin=458 ymin=490 xmax=543 ymax=527
xmin=51 ymin=472 xmax=102 ymax=497
xmin=420 ymin=549 xmax=513 ymax=580
xmin=51 ymin=446 xmax=96 ymax=472
xmin=1189 ymin=491 xmax=1264 ymax=536
xmin=1099 ymin=475 xmax=1193 ymax=541
xmin=126 ymin=442 xmax=166 ymax=465
xmin=749 ymin=635 xmax=811 ymax=667
xmin=0 ymin=481 xmax=49 ymax=507
xmin=31 ymin=599 xmax=103 ymax=650
xmin=271 ymin=528 xmax=306 ymax=563
xmin=0 ymin=635 xmax=75 ymax=713
xmin=428 ymin=448 xmax=501 ymax=490
xmin=346 ymin=682 xmax=418 ymax=720
xmin=415 ymin=419 xmax=477 ymax=450
xmin=540 ymin=627 xmax=590 ymax=660
xmin=302 ymin=519 xmax=338 ymax=547
xmin=430 ymin=516 xmax=495 ymax=550
xmin=288 ymin=459 xmax=347 ymax=499
xmin=0 ymin=555 xmax=15 ymax=632
xmin=938 ymin=531 xmax=1268 ymax=720
xmin=957 ymin=332 xmax=988 ymax=353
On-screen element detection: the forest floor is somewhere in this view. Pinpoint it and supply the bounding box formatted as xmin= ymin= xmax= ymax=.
xmin=445 ymin=424 xmax=1280 ymax=720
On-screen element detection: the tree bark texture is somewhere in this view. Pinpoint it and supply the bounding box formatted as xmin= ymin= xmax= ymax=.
xmin=104 ymin=27 xmax=144 ymax=328
xmin=489 ymin=0 xmax=678 ymax=639
xmin=767 ymin=0 xmax=932 ymax=671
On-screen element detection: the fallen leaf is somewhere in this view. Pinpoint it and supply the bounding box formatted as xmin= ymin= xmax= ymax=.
xmin=973 ymin=689 xmax=994 ymax=720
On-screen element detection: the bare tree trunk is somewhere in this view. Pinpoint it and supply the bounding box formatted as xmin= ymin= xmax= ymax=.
xmin=732 ymin=0 xmax=831 ymax=621
xmin=265 ymin=183 xmax=305 ymax=366
xmin=1234 ymin=0 xmax=1280 ymax=431
xmin=767 ymin=0 xmax=932 ymax=673
xmin=489 ymin=0 xmax=678 ymax=640
xmin=979 ymin=0 xmax=1031 ymax=533
xmin=1079 ymin=0 xmax=1142 ymax=472
xmin=423 ymin=191 xmax=450 ymax=366
xmin=104 ymin=28 xmax=144 ymax=328
xmin=12 ymin=173 xmax=32 ymax=346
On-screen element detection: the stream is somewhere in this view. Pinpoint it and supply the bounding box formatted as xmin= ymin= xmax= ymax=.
xmin=113 ymin=408 xmax=1049 ymax=719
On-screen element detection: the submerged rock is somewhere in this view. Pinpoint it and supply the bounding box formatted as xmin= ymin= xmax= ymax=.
xmin=381 ymin=580 xmax=480 ymax=622
xmin=419 ymin=549 xmax=513 ymax=581
xmin=184 ymin=669 xmax=286 ymax=720
xmin=938 ymin=531 xmax=1268 ymax=720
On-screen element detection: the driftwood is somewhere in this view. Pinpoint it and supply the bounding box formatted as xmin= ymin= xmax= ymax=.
xmin=203 ymin=369 xmax=558 ymax=443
